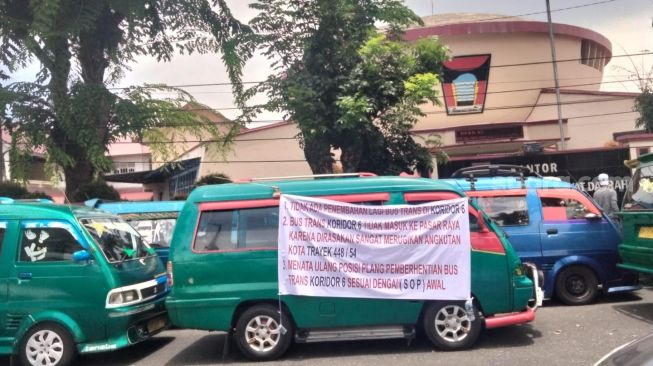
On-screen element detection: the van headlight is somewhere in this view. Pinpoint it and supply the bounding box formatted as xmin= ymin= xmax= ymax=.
xmin=108 ymin=289 xmax=140 ymax=306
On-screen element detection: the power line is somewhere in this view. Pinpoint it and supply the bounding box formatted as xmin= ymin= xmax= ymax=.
xmin=108 ymin=109 xmax=640 ymax=146
xmin=97 ymin=94 xmax=637 ymax=130
xmin=108 ymin=50 xmax=653 ymax=92
xmin=137 ymin=77 xmax=651 ymax=100
xmin=440 ymin=77 xmax=647 ymax=98
xmin=142 ymin=88 xmax=638 ymax=117
xmin=454 ymin=0 xmax=618 ymax=24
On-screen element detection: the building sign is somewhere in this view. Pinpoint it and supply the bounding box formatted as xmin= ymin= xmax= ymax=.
xmin=442 ymin=54 xmax=491 ymax=115
xmin=278 ymin=194 xmax=471 ymax=300
xmin=456 ymin=125 xmax=524 ymax=143
xmin=438 ymin=148 xmax=632 ymax=203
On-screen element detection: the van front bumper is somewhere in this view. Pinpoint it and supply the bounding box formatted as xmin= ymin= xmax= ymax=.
xmin=524 ymin=262 xmax=544 ymax=310
xmin=79 ymin=297 xmax=169 ymax=354
xmin=485 ymin=263 xmax=543 ymax=330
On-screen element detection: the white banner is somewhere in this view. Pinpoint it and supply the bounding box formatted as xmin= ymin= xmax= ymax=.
xmin=278 ymin=194 xmax=471 ymax=300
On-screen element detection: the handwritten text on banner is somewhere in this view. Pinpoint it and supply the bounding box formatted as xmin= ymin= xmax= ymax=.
xmin=278 ymin=194 xmax=471 ymax=300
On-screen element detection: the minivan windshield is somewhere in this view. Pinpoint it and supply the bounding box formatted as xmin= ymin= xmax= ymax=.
xmin=80 ymin=217 xmax=154 ymax=263
xmin=623 ymin=165 xmax=653 ymax=210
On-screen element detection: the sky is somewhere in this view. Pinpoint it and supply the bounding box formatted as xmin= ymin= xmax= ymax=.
xmin=9 ymin=0 xmax=653 ymax=122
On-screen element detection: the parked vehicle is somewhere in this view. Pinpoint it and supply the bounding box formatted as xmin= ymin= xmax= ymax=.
xmin=86 ymin=199 xmax=184 ymax=264
xmin=442 ymin=165 xmax=639 ymax=306
xmin=0 ymin=198 xmax=169 ymax=366
xmin=618 ymin=153 xmax=653 ymax=274
xmin=165 ymin=174 xmax=542 ymax=361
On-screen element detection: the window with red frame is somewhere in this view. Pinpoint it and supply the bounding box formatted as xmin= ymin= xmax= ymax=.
xmin=540 ymin=197 xmax=592 ymax=220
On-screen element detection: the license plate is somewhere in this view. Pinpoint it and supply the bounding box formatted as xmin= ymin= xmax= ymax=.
xmin=639 ymin=227 xmax=653 ymax=239
xmin=147 ymin=316 xmax=166 ymax=334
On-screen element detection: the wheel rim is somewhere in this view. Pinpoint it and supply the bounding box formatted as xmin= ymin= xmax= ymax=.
xmin=565 ymin=274 xmax=588 ymax=296
xmin=434 ymin=305 xmax=472 ymax=343
xmin=244 ymin=315 xmax=281 ymax=353
xmin=25 ymin=330 xmax=64 ymax=366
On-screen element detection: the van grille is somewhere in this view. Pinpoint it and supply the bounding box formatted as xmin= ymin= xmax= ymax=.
xmin=140 ymin=282 xmax=166 ymax=299
xmin=6 ymin=314 xmax=26 ymax=330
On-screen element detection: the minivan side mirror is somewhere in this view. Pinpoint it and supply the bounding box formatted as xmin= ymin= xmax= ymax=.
xmin=73 ymin=250 xmax=92 ymax=262
xmin=585 ymin=213 xmax=601 ymax=221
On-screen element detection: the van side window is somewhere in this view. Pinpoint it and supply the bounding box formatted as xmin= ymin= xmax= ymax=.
xmin=19 ymin=228 xmax=83 ymax=262
xmin=540 ymin=197 xmax=591 ymax=220
xmin=239 ymin=207 xmax=279 ymax=249
xmin=476 ymin=196 xmax=529 ymax=226
xmin=469 ymin=214 xmax=480 ymax=232
xmin=195 ymin=207 xmax=279 ymax=251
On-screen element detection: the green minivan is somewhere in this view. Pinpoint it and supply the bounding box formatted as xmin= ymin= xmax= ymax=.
xmin=165 ymin=175 xmax=542 ymax=361
xmin=0 ymin=199 xmax=169 ymax=366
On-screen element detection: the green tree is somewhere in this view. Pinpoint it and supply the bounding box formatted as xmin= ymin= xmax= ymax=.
xmin=635 ymin=87 xmax=653 ymax=132
xmin=613 ymin=49 xmax=653 ymax=131
xmin=240 ymin=0 xmax=448 ymax=175
xmin=0 ymin=1 xmax=252 ymax=195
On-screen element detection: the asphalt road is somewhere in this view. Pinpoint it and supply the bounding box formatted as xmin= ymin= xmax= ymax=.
xmin=6 ymin=286 xmax=653 ymax=366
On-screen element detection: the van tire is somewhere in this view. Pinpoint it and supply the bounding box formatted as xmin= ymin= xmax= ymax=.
xmin=234 ymin=304 xmax=293 ymax=361
xmin=423 ymin=301 xmax=481 ymax=350
xmin=555 ymin=266 xmax=599 ymax=305
xmin=19 ymin=322 xmax=75 ymax=366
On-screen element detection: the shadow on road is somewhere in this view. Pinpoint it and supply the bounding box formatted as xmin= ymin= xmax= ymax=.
xmin=166 ymin=333 xmax=229 ymax=365
xmin=541 ymin=291 xmax=643 ymax=309
xmin=164 ymin=324 xmax=540 ymax=364
xmin=613 ymin=302 xmax=653 ymax=325
xmin=477 ymin=323 xmax=541 ymax=349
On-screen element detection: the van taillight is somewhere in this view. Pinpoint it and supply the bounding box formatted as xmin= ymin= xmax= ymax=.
xmin=166 ymin=261 xmax=174 ymax=287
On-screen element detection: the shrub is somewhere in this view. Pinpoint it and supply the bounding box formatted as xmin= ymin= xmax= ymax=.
xmin=71 ymin=181 xmax=121 ymax=202
xmin=194 ymin=173 xmax=231 ymax=187
xmin=0 ymin=181 xmax=53 ymax=201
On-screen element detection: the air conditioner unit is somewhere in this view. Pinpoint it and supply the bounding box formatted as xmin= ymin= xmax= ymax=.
xmin=522 ymin=143 xmax=543 ymax=154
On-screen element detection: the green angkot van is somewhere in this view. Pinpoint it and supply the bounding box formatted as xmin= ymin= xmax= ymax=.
xmin=0 ymin=199 xmax=168 ymax=366
xmin=619 ymin=153 xmax=653 ymax=273
xmin=165 ymin=175 xmax=542 ymax=361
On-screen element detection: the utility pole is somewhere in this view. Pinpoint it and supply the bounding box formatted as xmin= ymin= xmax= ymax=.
xmin=0 ymin=118 xmax=6 ymax=182
xmin=545 ymin=0 xmax=566 ymax=150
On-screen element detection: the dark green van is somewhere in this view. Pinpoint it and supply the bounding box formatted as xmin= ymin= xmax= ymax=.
xmin=0 ymin=199 xmax=168 ymax=366
xmin=165 ymin=175 xmax=542 ymax=361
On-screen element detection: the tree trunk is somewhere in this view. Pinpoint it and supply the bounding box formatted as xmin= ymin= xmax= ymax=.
xmin=339 ymin=143 xmax=363 ymax=173
xmin=64 ymin=158 xmax=94 ymax=199
xmin=302 ymin=135 xmax=334 ymax=174
xmin=59 ymin=7 xmax=125 ymax=196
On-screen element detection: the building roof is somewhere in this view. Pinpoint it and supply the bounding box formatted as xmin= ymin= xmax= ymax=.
xmin=418 ymin=13 xmax=525 ymax=26
xmin=107 ymin=138 xmax=152 ymax=156
xmin=404 ymin=14 xmax=611 ymax=63
xmin=104 ymin=157 xmax=201 ymax=184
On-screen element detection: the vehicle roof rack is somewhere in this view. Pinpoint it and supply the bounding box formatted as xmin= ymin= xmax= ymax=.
xmin=235 ymin=172 xmax=377 ymax=183
xmin=450 ymin=164 xmax=541 ymax=179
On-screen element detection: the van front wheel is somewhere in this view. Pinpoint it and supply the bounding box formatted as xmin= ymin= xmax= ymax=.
xmin=19 ymin=322 xmax=75 ymax=366
xmin=555 ymin=266 xmax=598 ymax=305
xmin=234 ymin=304 xmax=294 ymax=361
xmin=423 ymin=301 xmax=481 ymax=350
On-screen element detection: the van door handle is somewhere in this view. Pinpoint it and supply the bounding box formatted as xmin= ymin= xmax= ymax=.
xmin=18 ymin=272 xmax=32 ymax=280
xmin=546 ymin=228 xmax=558 ymax=235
